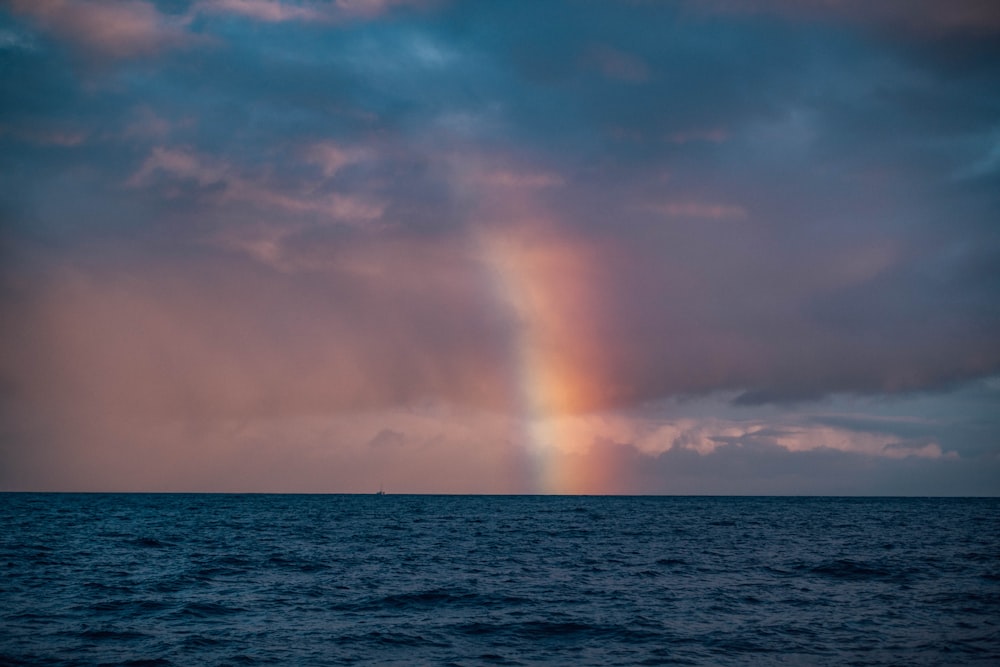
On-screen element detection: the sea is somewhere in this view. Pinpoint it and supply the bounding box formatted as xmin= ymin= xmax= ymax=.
xmin=1 ymin=494 xmax=998 ymax=666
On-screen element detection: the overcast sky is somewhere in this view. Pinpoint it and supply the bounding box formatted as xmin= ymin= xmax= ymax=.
xmin=1 ymin=0 xmax=998 ymax=494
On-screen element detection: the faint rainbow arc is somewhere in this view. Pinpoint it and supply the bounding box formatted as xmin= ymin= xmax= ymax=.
xmin=475 ymin=224 xmax=594 ymax=494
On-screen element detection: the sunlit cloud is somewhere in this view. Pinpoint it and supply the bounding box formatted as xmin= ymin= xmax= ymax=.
xmin=7 ymin=0 xmax=194 ymax=58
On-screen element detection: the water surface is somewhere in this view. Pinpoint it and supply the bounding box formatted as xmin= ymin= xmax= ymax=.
xmin=2 ymin=494 xmax=998 ymax=665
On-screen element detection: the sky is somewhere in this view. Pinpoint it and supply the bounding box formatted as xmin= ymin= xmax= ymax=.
xmin=1 ymin=0 xmax=999 ymax=494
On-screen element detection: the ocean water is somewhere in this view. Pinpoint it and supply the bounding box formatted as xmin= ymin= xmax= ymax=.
xmin=1 ymin=495 xmax=998 ymax=666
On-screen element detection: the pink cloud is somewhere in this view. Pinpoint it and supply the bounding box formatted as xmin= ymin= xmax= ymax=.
xmin=649 ymin=200 xmax=747 ymax=221
xmin=0 ymin=250 xmax=950 ymax=493
xmin=471 ymin=168 xmax=564 ymax=190
xmin=440 ymin=149 xmax=567 ymax=203
xmin=304 ymin=141 xmax=372 ymax=178
xmin=556 ymin=414 xmax=950 ymax=461
xmin=8 ymin=0 xmax=441 ymax=59
xmin=194 ymin=0 xmax=437 ymax=23
xmin=6 ymin=240 xmax=512 ymax=413
xmin=333 ymin=0 xmax=439 ymax=20
xmin=0 ymin=226 xmax=969 ymax=492
xmin=128 ymin=146 xmax=224 ymax=186
xmin=8 ymin=0 xmax=193 ymax=58
xmin=129 ymin=146 xmax=384 ymax=227
xmin=195 ymin=0 xmax=324 ymax=23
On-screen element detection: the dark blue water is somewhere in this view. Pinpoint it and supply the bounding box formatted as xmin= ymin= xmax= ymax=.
xmin=1 ymin=495 xmax=998 ymax=666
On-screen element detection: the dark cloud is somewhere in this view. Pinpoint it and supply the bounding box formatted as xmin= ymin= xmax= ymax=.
xmin=629 ymin=441 xmax=1000 ymax=496
xmin=684 ymin=0 xmax=1000 ymax=37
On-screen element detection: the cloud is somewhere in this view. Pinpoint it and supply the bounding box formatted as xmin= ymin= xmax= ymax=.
xmin=624 ymin=439 xmax=998 ymax=496
xmin=595 ymin=414 xmax=950 ymax=460
xmin=1 ymin=346 xmax=986 ymax=491
xmin=304 ymin=141 xmax=372 ymax=178
xmin=121 ymin=106 xmax=176 ymax=142
xmin=0 ymin=404 xmax=526 ymax=492
xmin=0 ymin=124 xmax=88 ymax=146
xmin=1 ymin=0 xmax=998 ymax=492
xmin=686 ymin=0 xmax=1000 ymax=36
xmin=648 ymin=201 xmax=747 ymax=221
xmin=0 ymin=241 xmax=513 ymax=417
xmin=0 ymin=25 xmax=36 ymax=51
xmin=469 ymin=167 xmax=564 ymax=191
xmin=666 ymin=127 xmax=729 ymax=144
xmin=332 ymin=0 xmax=439 ymax=20
xmin=194 ymin=0 xmax=436 ymax=23
xmin=195 ymin=0 xmax=325 ymax=23
xmin=587 ymin=44 xmax=650 ymax=83
xmin=7 ymin=0 xmax=194 ymax=58
xmin=368 ymin=428 xmax=406 ymax=448
xmin=129 ymin=146 xmax=384 ymax=228
xmin=5 ymin=0 xmax=437 ymax=62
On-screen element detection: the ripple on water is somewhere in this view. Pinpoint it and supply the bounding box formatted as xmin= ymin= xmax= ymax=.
xmin=0 ymin=495 xmax=998 ymax=666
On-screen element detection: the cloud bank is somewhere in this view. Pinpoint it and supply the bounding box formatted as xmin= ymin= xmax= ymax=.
xmin=1 ymin=0 xmax=998 ymax=493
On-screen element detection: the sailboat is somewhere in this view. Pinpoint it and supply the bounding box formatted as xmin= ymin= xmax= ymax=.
xmin=375 ymin=484 xmax=385 ymax=496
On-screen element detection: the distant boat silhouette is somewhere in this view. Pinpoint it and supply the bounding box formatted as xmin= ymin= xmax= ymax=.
xmin=376 ymin=484 xmax=385 ymax=496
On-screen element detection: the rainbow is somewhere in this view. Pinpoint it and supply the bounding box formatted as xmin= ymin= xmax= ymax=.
xmin=476 ymin=222 xmax=617 ymax=494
